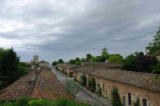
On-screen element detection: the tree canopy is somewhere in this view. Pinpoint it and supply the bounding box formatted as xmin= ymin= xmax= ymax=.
xmin=146 ymin=27 xmax=160 ymax=55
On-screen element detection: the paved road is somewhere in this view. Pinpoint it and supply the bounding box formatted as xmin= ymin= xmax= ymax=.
xmin=51 ymin=68 xmax=104 ymax=106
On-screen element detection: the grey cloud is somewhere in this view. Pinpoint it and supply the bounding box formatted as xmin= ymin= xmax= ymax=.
xmin=0 ymin=0 xmax=160 ymax=62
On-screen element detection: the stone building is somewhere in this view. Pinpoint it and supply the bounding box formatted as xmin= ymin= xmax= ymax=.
xmin=38 ymin=60 xmax=50 ymax=68
xmin=72 ymin=63 xmax=160 ymax=106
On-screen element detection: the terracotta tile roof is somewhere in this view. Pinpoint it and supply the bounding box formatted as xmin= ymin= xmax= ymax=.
xmin=72 ymin=63 xmax=160 ymax=92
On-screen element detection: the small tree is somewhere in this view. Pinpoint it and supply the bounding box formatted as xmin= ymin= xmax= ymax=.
xmin=65 ymin=79 xmax=80 ymax=98
xmin=134 ymin=97 xmax=140 ymax=106
xmin=96 ymin=84 xmax=102 ymax=96
xmin=52 ymin=61 xmax=58 ymax=66
xmin=81 ymin=74 xmax=87 ymax=87
xmin=58 ymin=59 xmax=64 ymax=64
xmin=88 ymin=78 xmax=96 ymax=92
xmin=111 ymin=87 xmax=122 ymax=106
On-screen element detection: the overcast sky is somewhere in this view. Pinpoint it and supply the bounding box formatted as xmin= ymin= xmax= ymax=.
xmin=0 ymin=0 xmax=160 ymax=62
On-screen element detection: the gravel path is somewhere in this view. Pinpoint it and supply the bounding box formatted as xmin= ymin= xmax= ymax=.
xmin=51 ymin=68 xmax=104 ymax=106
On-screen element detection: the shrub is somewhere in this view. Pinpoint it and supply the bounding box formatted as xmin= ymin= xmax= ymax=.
xmin=108 ymin=54 xmax=123 ymax=63
xmin=81 ymin=74 xmax=87 ymax=87
xmin=65 ymin=79 xmax=80 ymax=98
xmin=88 ymin=78 xmax=96 ymax=92
xmin=96 ymin=85 xmax=102 ymax=97
xmin=152 ymin=62 xmax=160 ymax=74
xmin=0 ymin=97 xmax=89 ymax=106
xmin=111 ymin=87 xmax=122 ymax=106
xmin=134 ymin=97 xmax=140 ymax=106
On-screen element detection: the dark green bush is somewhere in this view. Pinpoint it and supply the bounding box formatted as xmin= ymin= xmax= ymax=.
xmin=81 ymin=74 xmax=87 ymax=87
xmin=111 ymin=87 xmax=122 ymax=106
xmin=88 ymin=78 xmax=96 ymax=92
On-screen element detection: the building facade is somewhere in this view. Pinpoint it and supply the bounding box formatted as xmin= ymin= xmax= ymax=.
xmin=72 ymin=63 xmax=160 ymax=106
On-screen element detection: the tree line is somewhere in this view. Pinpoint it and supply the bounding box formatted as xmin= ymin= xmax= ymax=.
xmin=52 ymin=27 xmax=160 ymax=74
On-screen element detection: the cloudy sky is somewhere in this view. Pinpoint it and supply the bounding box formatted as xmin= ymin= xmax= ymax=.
xmin=0 ymin=0 xmax=160 ymax=62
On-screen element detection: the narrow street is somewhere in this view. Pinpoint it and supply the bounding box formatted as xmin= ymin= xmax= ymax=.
xmin=51 ymin=68 xmax=105 ymax=106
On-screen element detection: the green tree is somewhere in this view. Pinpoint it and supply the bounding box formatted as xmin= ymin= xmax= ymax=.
xmin=111 ymin=87 xmax=122 ymax=106
xmin=108 ymin=54 xmax=123 ymax=63
xmin=88 ymin=78 xmax=96 ymax=92
xmin=134 ymin=97 xmax=140 ymax=106
xmin=121 ymin=54 xmax=136 ymax=71
xmin=86 ymin=54 xmax=92 ymax=62
xmin=81 ymin=74 xmax=87 ymax=87
xmin=52 ymin=61 xmax=58 ymax=66
xmin=101 ymin=48 xmax=110 ymax=62
xmin=146 ymin=27 xmax=160 ymax=55
xmin=152 ymin=62 xmax=160 ymax=74
xmin=58 ymin=59 xmax=64 ymax=64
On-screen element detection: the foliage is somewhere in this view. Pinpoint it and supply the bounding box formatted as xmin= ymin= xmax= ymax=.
xmin=96 ymin=84 xmax=102 ymax=96
xmin=135 ymin=52 xmax=157 ymax=73
xmin=52 ymin=61 xmax=58 ymax=66
xmin=57 ymin=59 xmax=64 ymax=64
xmin=81 ymin=74 xmax=87 ymax=87
xmin=0 ymin=48 xmax=27 ymax=90
xmin=86 ymin=54 xmax=93 ymax=62
xmin=88 ymin=78 xmax=96 ymax=92
xmin=134 ymin=97 xmax=140 ymax=106
xmin=121 ymin=54 xmax=136 ymax=71
xmin=65 ymin=79 xmax=80 ymax=98
xmin=152 ymin=62 xmax=160 ymax=74
xmin=121 ymin=52 xmax=158 ymax=73
xmin=0 ymin=97 xmax=89 ymax=106
xmin=101 ymin=48 xmax=110 ymax=62
xmin=111 ymin=87 xmax=122 ymax=106
xmin=146 ymin=27 xmax=160 ymax=55
xmin=108 ymin=54 xmax=123 ymax=63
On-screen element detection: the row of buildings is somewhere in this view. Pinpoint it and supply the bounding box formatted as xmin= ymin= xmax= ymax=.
xmin=57 ymin=62 xmax=160 ymax=106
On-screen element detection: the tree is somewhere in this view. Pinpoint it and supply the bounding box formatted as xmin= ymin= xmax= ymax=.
xmin=111 ymin=87 xmax=122 ymax=106
xmin=69 ymin=59 xmax=76 ymax=65
xmin=101 ymin=48 xmax=110 ymax=62
xmin=58 ymin=59 xmax=64 ymax=64
xmin=52 ymin=61 xmax=58 ymax=66
xmin=121 ymin=54 xmax=136 ymax=71
xmin=146 ymin=27 xmax=160 ymax=55
xmin=135 ymin=52 xmax=157 ymax=73
xmin=86 ymin=54 xmax=92 ymax=62
xmin=134 ymin=97 xmax=140 ymax=106
xmin=122 ymin=52 xmax=158 ymax=73
xmin=152 ymin=62 xmax=160 ymax=74
xmin=108 ymin=54 xmax=123 ymax=63
xmin=88 ymin=78 xmax=96 ymax=92
xmin=81 ymin=74 xmax=87 ymax=87
xmin=0 ymin=48 xmax=27 ymax=89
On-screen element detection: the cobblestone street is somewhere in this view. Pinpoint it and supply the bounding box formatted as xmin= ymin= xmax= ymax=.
xmin=51 ymin=68 xmax=108 ymax=106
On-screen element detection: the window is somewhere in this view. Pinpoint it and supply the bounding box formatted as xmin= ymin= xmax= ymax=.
xmin=128 ymin=93 xmax=131 ymax=105
xmin=143 ymin=99 xmax=147 ymax=106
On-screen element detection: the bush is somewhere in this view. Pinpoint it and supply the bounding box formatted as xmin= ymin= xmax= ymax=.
xmin=81 ymin=74 xmax=87 ymax=87
xmin=65 ymin=79 xmax=80 ymax=98
xmin=88 ymin=78 xmax=96 ymax=92
xmin=108 ymin=54 xmax=123 ymax=63
xmin=96 ymin=85 xmax=102 ymax=97
xmin=111 ymin=87 xmax=122 ymax=106
xmin=152 ymin=62 xmax=160 ymax=74
xmin=134 ymin=97 xmax=140 ymax=106
xmin=0 ymin=97 xmax=89 ymax=106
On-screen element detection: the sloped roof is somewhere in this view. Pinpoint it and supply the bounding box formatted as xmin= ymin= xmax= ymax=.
xmin=72 ymin=63 xmax=160 ymax=92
